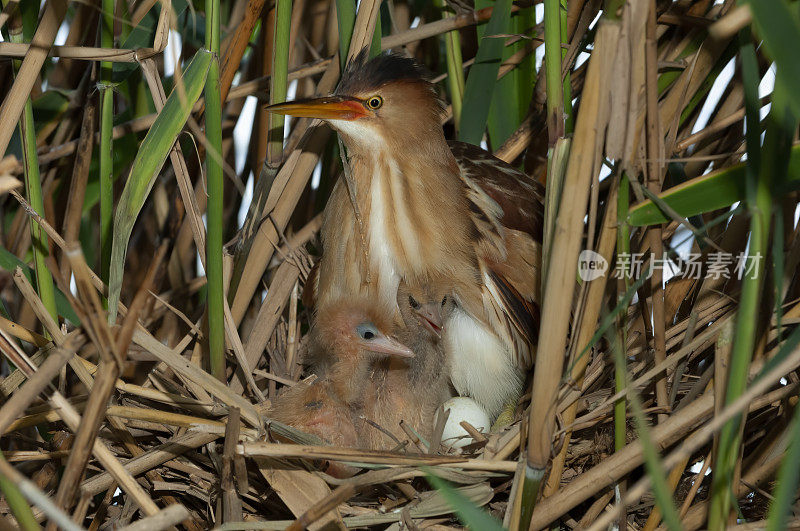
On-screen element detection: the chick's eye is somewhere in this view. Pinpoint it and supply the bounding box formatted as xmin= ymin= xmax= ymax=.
xmin=366 ymin=96 xmax=383 ymax=110
xmin=356 ymin=323 xmax=376 ymax=340
xmin=408 ymin=295 xmax=420 ymax=309
xmin=441 ymin=296 xmax=448 ymax=307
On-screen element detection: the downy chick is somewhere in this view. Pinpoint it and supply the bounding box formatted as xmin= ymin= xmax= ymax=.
xmin=358 ymin=280 xmax=455 ymax=450
xmin=267 ymin=299 xmax=413 ymax=474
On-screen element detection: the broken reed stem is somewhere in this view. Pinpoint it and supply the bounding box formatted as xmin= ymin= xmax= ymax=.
xmin=50 ymin=360 xmax=119 ymax=515
xmin=51 ymin=241 xmax=167 ymax=513
xmin=615 ymin=171 xmax=630 ymax=455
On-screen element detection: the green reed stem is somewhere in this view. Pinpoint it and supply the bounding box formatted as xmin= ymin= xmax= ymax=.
xmin=708 ymin=45 xmax=796 ymax=529
xmin=205 ymin=0 xmax=225 ymax=381
xmin=0 ymin=451 xmax=39 ymax=530
xmin=10 ymin=24 xmax=57 ymax=333
xmin=99 ymin=0 xmax=115 ymax=290
xmin=267 ymin=0 xmax=292 ymax=166
xmin=544 ymin=0 xmax=564 ymax=145
xmin=436 ymin=0 xmax=465 ymax=131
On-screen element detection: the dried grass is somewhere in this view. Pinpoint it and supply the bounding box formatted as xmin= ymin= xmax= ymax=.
xmin=0 ymin=0 xmax=798 ymax=529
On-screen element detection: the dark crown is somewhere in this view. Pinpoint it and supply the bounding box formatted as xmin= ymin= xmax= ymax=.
xmin=336 ymin=49 xmax=432 ymax=95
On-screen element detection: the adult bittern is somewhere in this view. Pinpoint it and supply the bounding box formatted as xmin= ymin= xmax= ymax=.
xmin=269 ymin=50 xmax=543 ymax=421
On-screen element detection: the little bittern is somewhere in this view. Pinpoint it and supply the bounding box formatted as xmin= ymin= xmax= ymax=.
xmin=269 ymin=288 xmax=450 ymax=464
xmin=359 ymin=279 xmax=454 ymax=449
xmin=269 ymin=50 xmax=543 ymax=421
xmin=267 ymin=299 xmax=412 ymax=475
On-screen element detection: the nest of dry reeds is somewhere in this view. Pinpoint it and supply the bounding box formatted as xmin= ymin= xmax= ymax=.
xmin=1 ymin=0 xmax=800 ymax=529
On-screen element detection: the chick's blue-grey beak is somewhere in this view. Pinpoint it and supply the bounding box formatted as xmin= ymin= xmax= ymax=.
xmin=364 ymin=335 xmax=415 ymax=358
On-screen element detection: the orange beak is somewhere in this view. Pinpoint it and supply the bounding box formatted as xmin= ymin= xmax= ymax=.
xmin=266 ymin=96 xmax=368 ymax=121
xmin=364 ymin=335 xmax=415 ymax=358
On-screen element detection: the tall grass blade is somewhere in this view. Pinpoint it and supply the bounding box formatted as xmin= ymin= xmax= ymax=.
xmin=708 ymin=65 xmax=798 ymax=531
xmin=108 ymin=50 xmax=212 ymax=321
xmin=335 ymin=0 xmax=356 ymax=69
xmin=435 ymin=0 xmax=465 ymax=132
xmin=560 ymin=0 xmax=573 ymax=133
xmin=742 ymin=0 xmax=800 ymax=118
xmin=458 ymin=0 xmax=512 ymax=146
xmin=425 ymin=472 xmax=504 ymax=531
xmin=766 ymin=401 xmax=800 ymax=530
xmin=609 ymin=325 xmax=681 ymax=531
xmin=544 ymin=0 xmax=564 ymax=144
xmin=626 ymin=145 xmax=800 ymax=226
xmin=475 ymin=0 xmax=531 ymax=148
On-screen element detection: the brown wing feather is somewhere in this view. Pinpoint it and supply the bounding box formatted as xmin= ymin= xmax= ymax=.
xmin=489 ymin=269 xmax=539 ymax=346
xmin=450 ymin=139 xmax=544 ymax=370
xmin=448 ymin=140 xmax=544 ymax=241
xmin=482 ymin=228 xmax=542 ymax=357
xmin=302 ymin=261 xmax=319 ymax=309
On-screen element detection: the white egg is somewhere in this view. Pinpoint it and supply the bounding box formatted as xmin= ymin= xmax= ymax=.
xmin=437 ymin=397 xmax=491 ymax=449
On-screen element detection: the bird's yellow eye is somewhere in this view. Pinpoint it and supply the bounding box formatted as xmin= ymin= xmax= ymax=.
xmin=366 ymin=96 xmax=383 ymax=110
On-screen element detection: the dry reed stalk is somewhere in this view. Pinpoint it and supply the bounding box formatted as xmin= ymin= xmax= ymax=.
xmin=544 ymin=183 xmax=619 ymax=497
xmin=221 ymin=407 xmax=244 ymax=523
xmin=255 ymin=458 xmax=343 ymax=530
xmin=527 ymin=15 xmax=618 ymax=494
xmin=232 ymin=257 xmax=302 ymax=393
xmin=1 ymin=0 xmax=798 ymax=527
xmin=114 ymin=505 xmax=190 ymax=531
xmin=240 ymin=442 xmax=518 ymax=471
xmin=0 ymin=334 xmax=83 ymax=435
xmin=644 ymin=0 xmax=669 ymax=429
xmin=0 ymin=0 xmax=68 ymax=156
